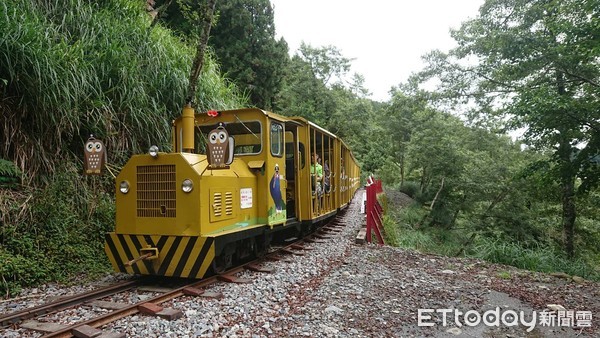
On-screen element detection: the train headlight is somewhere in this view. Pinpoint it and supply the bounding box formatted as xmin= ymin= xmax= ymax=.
xmin=149 ymin=145 xmax=159 ymax=158
xmin=182 ymin=179 xmax=193 ymax=193
xmin=119 ymin=180 xmax=130 ymax=194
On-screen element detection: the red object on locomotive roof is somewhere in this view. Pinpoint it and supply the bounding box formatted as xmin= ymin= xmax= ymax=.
xmin=207 ymin=110 xmax=220 ymax=117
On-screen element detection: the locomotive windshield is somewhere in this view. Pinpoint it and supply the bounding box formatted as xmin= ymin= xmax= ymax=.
xmin=195 ymin=120 xmax=262 ymax=155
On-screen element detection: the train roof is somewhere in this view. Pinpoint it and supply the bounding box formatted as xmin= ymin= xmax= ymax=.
xmin=286 ymin=116 xmax=356 ymax=162
xmin=189 ymin=108 xmax=357 ymax=161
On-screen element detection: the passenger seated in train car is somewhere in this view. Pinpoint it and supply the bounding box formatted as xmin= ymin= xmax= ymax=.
xmin=323 ymin=159 xmax=331 ymax=193
xmin=310 ymin=152 xmax=323 ymax=196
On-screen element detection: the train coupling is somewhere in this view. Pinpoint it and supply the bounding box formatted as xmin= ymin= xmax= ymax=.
xmin=124 ymin=247 xmax=159 ymax=266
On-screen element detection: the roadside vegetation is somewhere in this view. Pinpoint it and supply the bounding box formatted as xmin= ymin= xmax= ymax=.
xmin=377 ymin=0 xmax=599 ymax=281
xmin=383 ymin=190 xmax=599 ymax=280
xmin=0 ymin=0 xmax=243 ymax=296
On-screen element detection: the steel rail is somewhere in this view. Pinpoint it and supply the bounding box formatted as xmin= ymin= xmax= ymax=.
xmin=0 ymin=279 xmax=141 ymax=328
xmin=39 ymin=215 xmax=347 ymax=338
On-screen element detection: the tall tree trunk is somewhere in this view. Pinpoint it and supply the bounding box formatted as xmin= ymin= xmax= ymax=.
xmin=557 ymin=72 xmax=577 ymax=259
xmin=559 ymin=138 xmax=577 ymax=258
xmin=399 ymin=153 xmax=405 ymax=186
xmin=420 ymin=167 xmax=426 ymax=193
xmin=186 ymin=0 xmax=217 ymax=103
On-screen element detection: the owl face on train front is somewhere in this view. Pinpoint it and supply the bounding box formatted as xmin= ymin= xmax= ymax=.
xmin=206 ymin=124 xmax=234 ymax=167
xmin=104 ymin=108 xmax=361 ymax=278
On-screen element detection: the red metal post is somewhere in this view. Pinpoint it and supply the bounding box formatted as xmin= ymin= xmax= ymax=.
xmin=366 ymin=182 xmax=373 ymax=243
xmin=365 ymin=178 xmax=385 ymax=245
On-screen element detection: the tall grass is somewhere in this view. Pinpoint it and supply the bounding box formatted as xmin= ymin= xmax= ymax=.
xmin=470 ymin=238 xmax=598 ymax=279
xmin=0 ymin=0 xmax=246 ymax=295
xmin=0 ymin=0 xmax=244 ymax=179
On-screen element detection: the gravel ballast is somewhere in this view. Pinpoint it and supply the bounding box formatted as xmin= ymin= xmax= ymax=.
xmin=1 ymin=190 xmax=598 ymax=337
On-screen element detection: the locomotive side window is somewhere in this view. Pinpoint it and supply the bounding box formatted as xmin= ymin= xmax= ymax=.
xmin=195 ymin=121 xmax=262 ymax=155
xmin=270 ymin=122 xmax=284 ymax=157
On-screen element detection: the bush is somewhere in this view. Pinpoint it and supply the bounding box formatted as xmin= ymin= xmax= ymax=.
xmin=396 ymin=229 xmax=436 ymax=252
xmin=383 ymin=191 xmax=599 ymax=281
xmin=382 ymin=214 xmax=400 ymax=246
xmin=0 ymin=164 xmax=115 ymax=296
xmin=0 ymin=249 xmax=50 ymax=297
xmin=399 ymin=181 xmax=420 ymax=198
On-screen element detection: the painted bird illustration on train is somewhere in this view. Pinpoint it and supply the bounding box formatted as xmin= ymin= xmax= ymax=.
xmin=104 ymin=106 xmax=361 ymax=277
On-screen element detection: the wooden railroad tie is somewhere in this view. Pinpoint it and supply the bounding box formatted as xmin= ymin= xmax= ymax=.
xmin=138 ymin=303 xmax=183 ymax=320
xmin=218 ymin=274 xmax=253 ymax=284
xmin=280 ymin=248 xmax=304 ymax=256
xmin=355 ymin=227 xmax=367 ymax=244
xmin=72 ymin=324 xmax=125 ymax=338
xmin=182 ymin=287 xmax=205 ymax=297
xmin=245 ymin=264 xmax=275 ymax=273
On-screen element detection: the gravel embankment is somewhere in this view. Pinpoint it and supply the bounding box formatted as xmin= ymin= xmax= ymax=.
xmin=1 ymin=190 xmax=598 ymax=337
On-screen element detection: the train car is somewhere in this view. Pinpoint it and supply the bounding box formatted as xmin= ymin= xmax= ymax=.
xmin=104 ymin=107 xmax=360 ymax=278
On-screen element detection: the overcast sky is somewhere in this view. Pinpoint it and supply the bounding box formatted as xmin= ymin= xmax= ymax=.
xmin=270 ymin=0 xmax=484 ymax=101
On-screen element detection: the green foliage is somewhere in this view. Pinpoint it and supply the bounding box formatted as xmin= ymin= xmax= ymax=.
xmin=276 ymin=52 xmax=333 ymax=123
xmin=0 ymin=159 xmax=20 ymax=187
xmin=0 ymin=0 xmax=243 ymax=178
xmin=159 ymin=0 xmax=288 ymax=110
xmin=470 ymin=238 xmax=598 ymax=280
xmin=396 ymin=229 xmax=436 ymax=253
xmin=0 ymin=159 xmax=20 ymax=178
xmin=396 ymin=204 xmax=427 ymax=226
xmin=382 ymin=214 xmax=400 ymax=247
xmin=376 ymin=159 xmax=402 ymax=188
xmin=419 ymin=0 xmax=600 ymax=256
xmin=210 ymin=0 xmax=288 ymax=110
xmin=0 ymin=162 xmax=115 ymax=296
xmin=294 ymin=43 xmax=352 ymax=87
xmin=276 ymin=44 xmax=362 ymax=125
xmin=385 ymin=195 xmax=599 ymax=280
xmin=0 ymin=248 xmax=49 ymax=297
xmin=274 ymin=42 xmax=382 ymax=180
xmin=0 ymin=0 xmax=245 ymax=295
xmin=496 ymin=271 xmax=511 ymax=279
xmin=388 ymin=205 xmax=464 ymax=256
xmin=399 ymin=181 xmax=420 ymax=199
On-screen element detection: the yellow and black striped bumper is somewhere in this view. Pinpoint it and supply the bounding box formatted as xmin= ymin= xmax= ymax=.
xmin=104 ymin=233 xmax=215 ymax=279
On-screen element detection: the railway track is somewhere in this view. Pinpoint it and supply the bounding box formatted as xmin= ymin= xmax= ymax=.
xmin=0 ymin=212 xmax=349 ymax=338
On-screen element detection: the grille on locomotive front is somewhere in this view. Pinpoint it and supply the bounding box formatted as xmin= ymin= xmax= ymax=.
xmin=136 ymin=165 xmax=176 ymax=217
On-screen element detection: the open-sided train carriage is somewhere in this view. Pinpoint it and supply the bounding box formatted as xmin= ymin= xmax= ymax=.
xmin=104 ymin=108 xmax=360 ymax=277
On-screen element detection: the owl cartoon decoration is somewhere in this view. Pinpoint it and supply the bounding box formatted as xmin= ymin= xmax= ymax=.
xmin=84 ymin=135 xmax=106 ymax=175
xmin=207 ymin=123 xmax=234 ymax=168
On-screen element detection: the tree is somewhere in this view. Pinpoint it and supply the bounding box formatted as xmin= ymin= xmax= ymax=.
xmin=421 ymin=0 xmax=600 ymax=257
xmin=187 ymin=0 xmax=217 ymax=102
xmin=276 ymin=54 xmax=331 ymax=122
xmin=276 ymin=44 xmax=355 ymax=123
xmin=295 ymin=43 xmax=353 ymax=87
xmin=209 ymin=0 xmax=288 ymax=109
xmin=384 ymin=84 xmax=431 ymax=185
xmin=155 ymin=0 xmax=288 ymax=110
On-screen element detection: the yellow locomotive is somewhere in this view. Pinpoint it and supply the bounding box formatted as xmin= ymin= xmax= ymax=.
xmin=104 ymin=107 xmax=360 ymax=277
